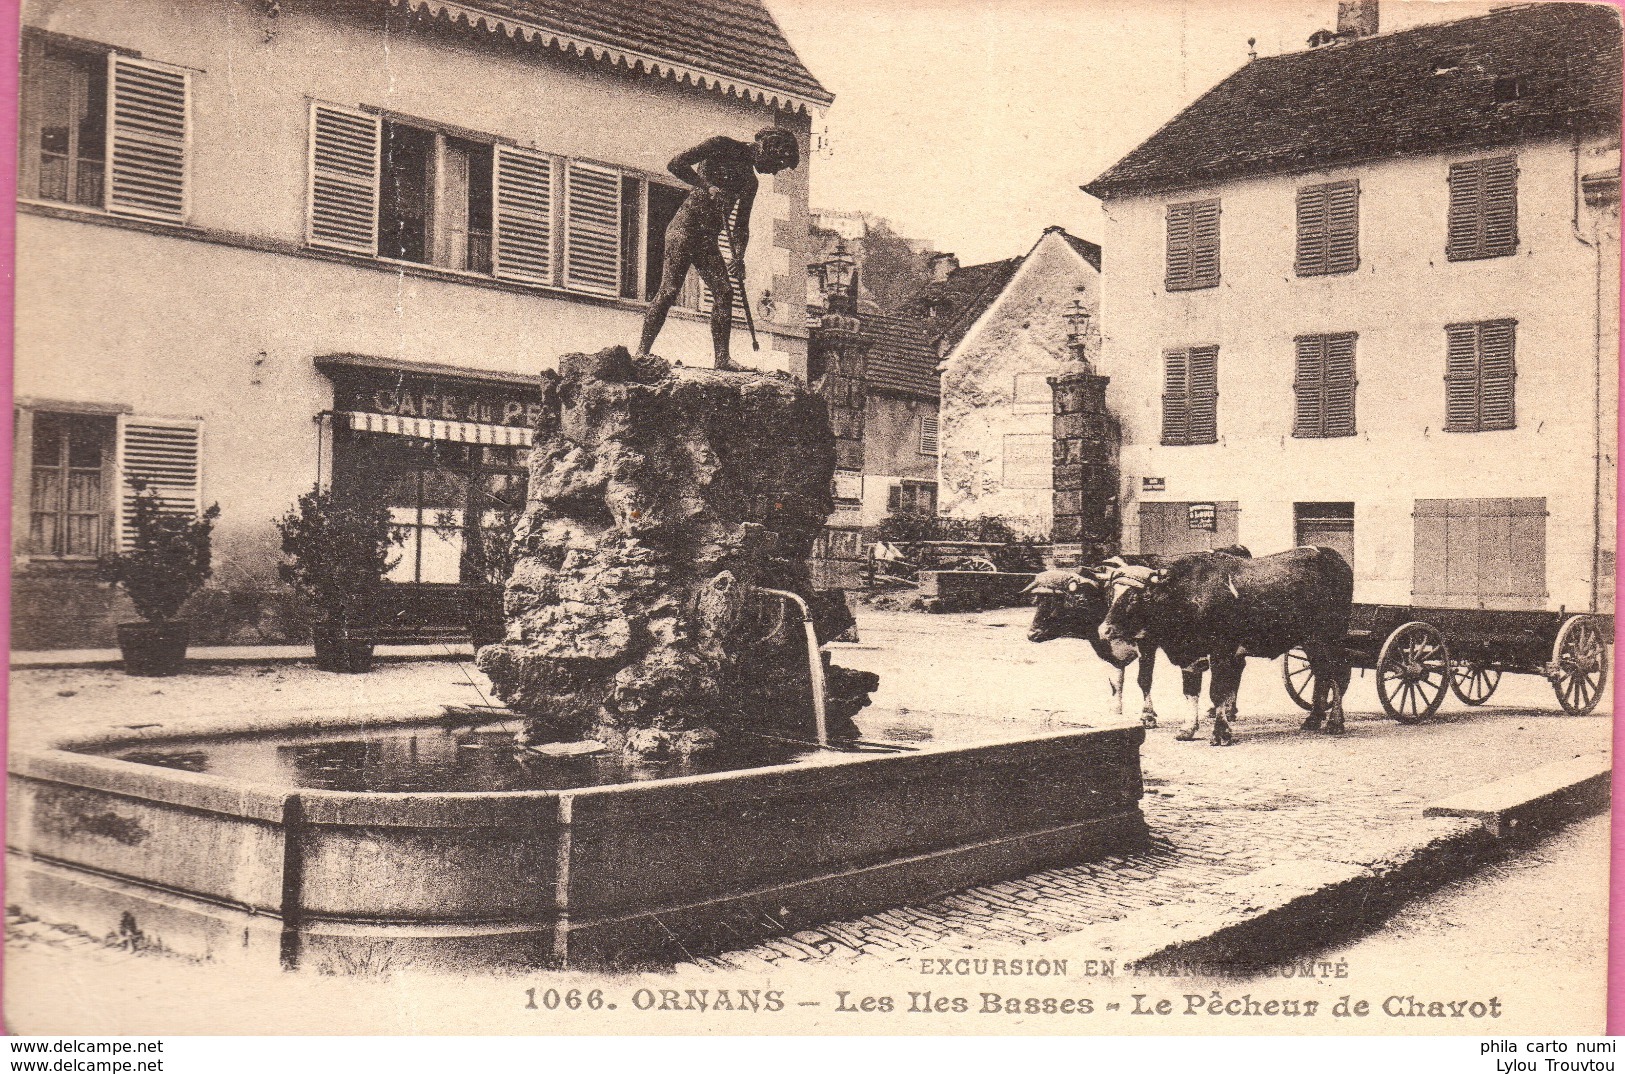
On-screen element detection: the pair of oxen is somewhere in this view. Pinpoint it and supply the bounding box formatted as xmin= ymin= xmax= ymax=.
xmin=1025 ymin=546 xmax=1354 ymax=746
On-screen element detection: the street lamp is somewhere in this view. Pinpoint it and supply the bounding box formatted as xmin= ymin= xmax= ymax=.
xmin=819 ymin=239 xmax=857 ymax=301
xmin=1064 ymin=299 xmax=1093 ymax=370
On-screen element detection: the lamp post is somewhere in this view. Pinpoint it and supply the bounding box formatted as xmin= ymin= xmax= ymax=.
xmin=819 ymin=239 xmax=858 ymax=316
xmin=1064 ymin=299 xmax=1093 ymax=372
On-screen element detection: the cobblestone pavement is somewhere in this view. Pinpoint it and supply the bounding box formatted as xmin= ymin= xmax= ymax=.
xmin=685 ymin=606 xmax=1612 ymax=972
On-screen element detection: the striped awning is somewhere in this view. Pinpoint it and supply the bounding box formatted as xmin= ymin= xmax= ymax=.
xmin=340 ymin=410 xmax=534 ymax=446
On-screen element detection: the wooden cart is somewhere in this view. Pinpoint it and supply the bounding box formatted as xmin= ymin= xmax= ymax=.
xmin=1282 ymin=603 xmax=1612 ymax=721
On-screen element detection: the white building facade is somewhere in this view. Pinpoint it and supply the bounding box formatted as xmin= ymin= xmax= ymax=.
xmin=1085 ymin=3 xmax=1620 ymax=614
xmin=13 ymin=0 xmax=828 ymax=647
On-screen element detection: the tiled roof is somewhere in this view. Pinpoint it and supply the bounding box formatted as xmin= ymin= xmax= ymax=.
xmin=1056 ymin=229 xmax=1102 ymax=270
xmin=910 ymin=257 xmax=1024 ymax=352
xmin=390 ymin=0 xmax=832 ymax=109
xmin=862 ymin=312 xmax=941 ymax=400
xmin=1085 ymin=3 xmax=1622 ymax=199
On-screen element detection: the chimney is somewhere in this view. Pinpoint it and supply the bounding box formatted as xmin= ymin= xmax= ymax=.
xmin=928 ymin=252 xmax=960 ymax=283
xmin=1336 ymin=0 xmax=1378 ymax=38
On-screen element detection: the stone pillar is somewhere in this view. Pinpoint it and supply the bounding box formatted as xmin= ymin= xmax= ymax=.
xmin=477 ymin=346 xmax=877 ymax=755
xmin=1049 ymin=370 xmax=1120 ymax=568
xmin=808 ymin=257 xmax=871 ymax=589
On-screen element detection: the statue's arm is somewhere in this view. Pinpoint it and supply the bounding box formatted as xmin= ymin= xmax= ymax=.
xmin=729 ymin=177 xmax=759 ymax=267
xmin=666 ymin=136 xmax=735 ymax=191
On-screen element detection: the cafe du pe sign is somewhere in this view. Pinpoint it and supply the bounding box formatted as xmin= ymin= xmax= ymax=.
xmin=317 ymin=355 xmax=546 ymax=430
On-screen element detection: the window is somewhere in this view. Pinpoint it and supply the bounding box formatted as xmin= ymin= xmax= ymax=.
xmin=20 ymin=37 xmax=189 ymax=221
xmin=1161 ymin=346 xmax=1219 ymax=445
xmin=1296 ymin=180 xmax=1359 ymax=276
xmin=1295 ymin=502 xmax=1353 ymax=568
xmin=1012 ymin=373 xmax=1052 ymax=415
xmin=1447 ymin=156 xmax=1517 ymax=261
xmin=1165 ymin=198 xmax=1220 ymax=291
xmin=1413 ymin=497 xmax=1545 ymax=610
xmin=918 ymin=415 xmax=940 ymax=456
xmin=1444 ymin=319 xmax=1516 ymax=432
xmin=886 ymin=479 xmax=937 ymax=517
xmin=28 ymin=413 xmax=114 ymax=557
xmin=308 ymin=104 xmax=710 ymax=308
xmin=17 ymin=410 xmax=202 ymax=559
xmin=1002 ymin=433 xmax=1051 ymax=489
xmin=1293 ymin=333 xmax=1358 ymax=438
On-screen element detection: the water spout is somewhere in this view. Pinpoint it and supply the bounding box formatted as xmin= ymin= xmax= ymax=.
xmin=754 ymin=588 xmax=830 ymax=748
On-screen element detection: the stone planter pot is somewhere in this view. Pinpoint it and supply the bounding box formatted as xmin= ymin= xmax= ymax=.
xmin=116 ymin=620 xmax=191 ymax=677
xmin=310 ymin=625 xmax=374 ymax=674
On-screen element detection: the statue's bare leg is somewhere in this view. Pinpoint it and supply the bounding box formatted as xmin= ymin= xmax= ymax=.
xmin=692 ymin=240 xmax=740 ymax=370
xmin=637 ymin=242 xmax=693 ymax=359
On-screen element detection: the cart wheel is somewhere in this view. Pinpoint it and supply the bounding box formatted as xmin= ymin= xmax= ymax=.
xmin=955 ymin=556 xmax=999 ymax=573
xmin=1449 ymin=661 xmax=1501 ymax=706
xmin=1551 ymin=616 xmax=1609 ymax=717
xmin=1281 ymin=647 xmax=1315 ymax=711
xmin=1376 ymin=621 xmax=1451 ymax=724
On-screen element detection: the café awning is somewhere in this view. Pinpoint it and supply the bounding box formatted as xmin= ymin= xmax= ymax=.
xmin=339 ymin=410 xmax=534 ymax=446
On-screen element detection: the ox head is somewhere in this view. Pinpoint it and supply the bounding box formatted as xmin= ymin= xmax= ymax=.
xmin=1097 ymin=559 xmax=1169 ymax=661
xmin=1024 ymin=569 xmax=1109 ymax=643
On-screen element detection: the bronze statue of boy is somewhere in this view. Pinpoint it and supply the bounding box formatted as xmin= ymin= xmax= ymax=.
xmin=636 ymin=128 xmax=800 ymax=371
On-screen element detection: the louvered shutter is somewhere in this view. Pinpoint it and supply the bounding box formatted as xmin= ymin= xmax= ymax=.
xmin=1190 ymin=201 xmax=1221 ymax=289
xmin=1293 ymin=336 xmax=1326 ymax=436
xmin=1165 ymin=203 xmax=1193 ymax=290
xmin=1481 ymin=157 xmax=1518 ymax=258
xmin=1323 ymin=333 xmax=1357 ymax=436
xmin=493 ymin=145 xmax=554 ymax=285
xmin=106 ymin=55 xmax=188 ymax=222
xmin=564 ymin=160 xmax=621 ymax=296
xmin=1187 ymin=345 xmax=1219 ymax=443
xmin=308 ymin=103 xmax=379 ymax=254
xmin=116 ymin=416 xmax=202 ymax=549
xmin=1295 ymin=186 xmax=1329 ymax=276
xmin=1161 ymin=349 xmax=1189 ymax=444
xmin=1448 ymin=157 xmax=1517 ymax=261
xmin=919 ymin=415 xmax=939 ymax=455
xmin=1478 ymin=319 xmax=1516 ymax=430
xmin=1444 ymin=323 xmax=1482 ymax=431
xmin=1325 ymin=181 xmax=1359 ymax=274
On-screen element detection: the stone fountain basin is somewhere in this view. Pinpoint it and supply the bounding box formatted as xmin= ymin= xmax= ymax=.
xmin=7 ymin=716 xmax=1146 ymax=971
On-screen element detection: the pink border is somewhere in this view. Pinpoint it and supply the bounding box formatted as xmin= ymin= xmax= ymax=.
xmin=0 ymin=0 xmax=1617 ymax=1039
xmin=3 ymin=0 xmax=21 ymax=1035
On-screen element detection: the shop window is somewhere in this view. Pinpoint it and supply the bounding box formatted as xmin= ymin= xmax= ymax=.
xmin=1413 ymin=498 xmax=1545 ymax=610
xmin=20 ymin=36 xmax=189 ymax=220
xmin=333 ymin=432 xmax=527 ymax=587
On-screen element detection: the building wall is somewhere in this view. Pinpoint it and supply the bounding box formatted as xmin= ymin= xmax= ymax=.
xmin=859 ymin=392 xmax=938 ymax=527
xmin=14 ymin=0 xmax=816 ymax=646
xmin=1100 ymin=134 xmax=1619 ymax=611
xmin=937 ymin=232 xmax=1101 ymax=535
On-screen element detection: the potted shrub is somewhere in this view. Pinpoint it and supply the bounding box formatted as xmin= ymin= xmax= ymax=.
xmin=277 ymin=488 xmax=397 ymax=673
xmin=97 ymin=482 xmax=221 ymax=676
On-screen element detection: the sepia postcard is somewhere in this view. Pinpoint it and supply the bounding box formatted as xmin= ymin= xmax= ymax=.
xmin=4 ymin=0 xmax=1618 ymax=1038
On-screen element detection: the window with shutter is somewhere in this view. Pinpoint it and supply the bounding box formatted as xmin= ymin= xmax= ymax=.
xmin=116 ymin=416 xmax=203 ymax=550
xmin=21 ymin=39 xmax=108 ymax=209
xmin=918 ymin=415 xmax=940 ymax=456
xmin=1296 ymin=180 xmax=1358 ymax=276
xmin=1444 ymin=320 xmax=1517 ymax=432
xmin=564 ymin=160 xmax=621 ymax=296
xmin=493 ymin=145 xmax=554 ymax=285
xmin=1293 ymin=333 xmax=1357 ymax=438
xmin=1447 ymin=156 xmax=1518 ymax=260
xmin=106 ymin=55 xmax=188 ymax=222
xmin=1162 ymin=349 xmax=1189 ymax=444
xmin=1166 ymin=199 xmax=1220 ymax=291
xmin=308 ymin=103 xmax=380 ymax=254
xmin=1186 ymin=345 xmax=1219 ymax=443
